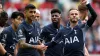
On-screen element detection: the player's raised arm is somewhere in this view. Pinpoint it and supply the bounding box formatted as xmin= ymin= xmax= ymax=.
xmin=80 ymin=0 xmax=97 ymax=27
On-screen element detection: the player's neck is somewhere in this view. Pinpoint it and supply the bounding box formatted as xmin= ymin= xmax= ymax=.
xmin=26 ymin=18 xmax=32 ymax=24
xmin=12 ymin=24 xmax=17 ymax=32
xmin=53 ymin=22 xmax=60 ymax=29
xmin=70 ymin=22 xmax=78 ymax=29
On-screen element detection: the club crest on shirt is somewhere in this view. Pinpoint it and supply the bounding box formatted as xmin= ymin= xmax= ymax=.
xmin=18 ymin=29 xmax=23 ymax=37
xmin=74 ymin=30 xmax=77 ymax=34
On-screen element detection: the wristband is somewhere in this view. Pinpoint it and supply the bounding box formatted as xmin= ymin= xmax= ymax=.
xmin=86 ymin=1 xmax=89 ymax=4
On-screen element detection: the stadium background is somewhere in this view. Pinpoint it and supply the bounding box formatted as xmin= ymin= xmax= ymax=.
xmin=0 ymin=0 xmax=100 ymax=56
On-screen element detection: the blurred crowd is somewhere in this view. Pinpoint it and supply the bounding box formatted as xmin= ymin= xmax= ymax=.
xmin=0 ymin=0 xmax=100 ymax=54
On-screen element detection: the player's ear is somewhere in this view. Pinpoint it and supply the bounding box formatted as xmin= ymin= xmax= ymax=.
xmin=24 ymin=11 xmax=26 ymax=15
xmin=59 ymin=14 xmax=62 ymax=20
xmin=60 ymin=14 xmax=61 ymax=18
xmin=11 ymin=19 xmax=14 ymax=23
xmin=24 ymin=10 xmax=28 ymax=15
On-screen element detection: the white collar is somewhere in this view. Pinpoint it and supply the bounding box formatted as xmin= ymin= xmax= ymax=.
xmin=0 ymin=27 xmax=4 ymax=33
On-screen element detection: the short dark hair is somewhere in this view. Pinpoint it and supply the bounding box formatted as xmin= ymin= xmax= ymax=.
xmin=51 ymin=9 xmax=61 ymax=14
xmin=0 ymin=11 xmax=8 ymax=18
xmin=25 ymin=4 xmax=36 ymax=10
xmin=0 ymin=11 xmax=8 ymax=27
xmin=11 ymin=11 xmax=24 ymax=19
